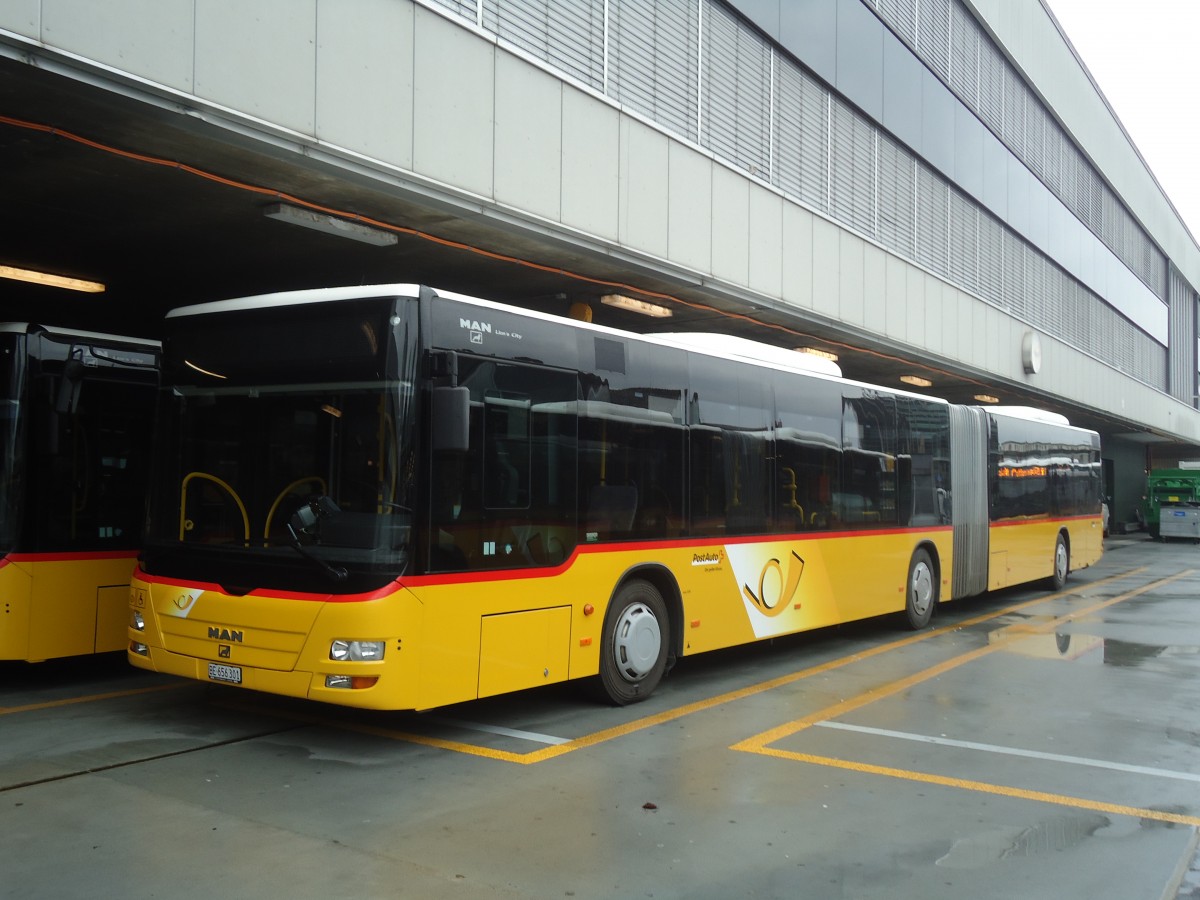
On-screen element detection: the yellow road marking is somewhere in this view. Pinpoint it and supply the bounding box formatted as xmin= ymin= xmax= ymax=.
xmin=0 ymin=682 xmax=185 ymax=716
xmin=753 ymin=749 xmax=1200 ymax=828
xmin=732 ymin=569 xmax=1198 ymax=826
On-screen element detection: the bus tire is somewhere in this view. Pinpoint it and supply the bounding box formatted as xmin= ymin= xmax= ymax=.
xmin=1048 ymin=532 xmax=1069 ymax=591
xmin=905 ymin=548 xmax=937 ymax=630
xmin=596 ymin=579 xmax=668 ymax=705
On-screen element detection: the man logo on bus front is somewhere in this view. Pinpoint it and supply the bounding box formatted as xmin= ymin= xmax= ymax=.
xmin=742 ymin=550 xmax=805 ymax=618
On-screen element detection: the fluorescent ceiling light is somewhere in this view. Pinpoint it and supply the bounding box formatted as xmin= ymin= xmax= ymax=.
xmin=796 ymin=346 xmax=838 ymax=362
xmin=900 ymin=375 xmax=932 ymax=387
xmin=974 ymin=393 xmax=999 ymax=403
xmin=600 ymin=294 xmax=673 ymax=318
xmin=0 ymin=265 xmax=105 ymax=293
xmin=264 ymin=203 xmax=397 ymax=247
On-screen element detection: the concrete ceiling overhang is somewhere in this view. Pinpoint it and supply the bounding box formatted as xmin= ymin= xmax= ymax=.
xmin=0 ymin=50 xmax=1168 ymax=441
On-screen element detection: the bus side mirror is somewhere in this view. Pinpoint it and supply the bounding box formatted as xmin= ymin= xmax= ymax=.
xmin=433 ymin=386 xmax=470 ymax=452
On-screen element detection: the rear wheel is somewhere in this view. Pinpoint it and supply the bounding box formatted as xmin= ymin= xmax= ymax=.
xmin=1048 ymin=532 xmax=1069 ymax=591
xmin=905 ymin=548 xmax=937 ymax=630
xmin=597 ymin=579 xmax=668 ymax=705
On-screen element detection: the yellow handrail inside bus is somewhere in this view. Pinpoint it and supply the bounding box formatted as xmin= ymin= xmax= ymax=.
xmin=263 ymin=476 xmax=327 ymax=543
xmin=180 ymin=472 xmax=250 ymax=546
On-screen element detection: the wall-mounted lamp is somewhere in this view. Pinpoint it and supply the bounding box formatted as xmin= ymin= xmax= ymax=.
xmin=0 ymin=265 xmax=105 ymax=293
xmin=264 ymin=203 xmax=397 ymax=247
xmin=600 ymin=294 xmax=673 ymax=318
xmin=900 ymin=375 xmax=932 ymax=387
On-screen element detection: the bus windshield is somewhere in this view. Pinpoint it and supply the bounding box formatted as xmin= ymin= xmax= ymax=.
xmin=141 ymin=296 xmax=419 ymax=594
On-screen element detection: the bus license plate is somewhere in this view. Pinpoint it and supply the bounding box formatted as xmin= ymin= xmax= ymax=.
xmin=208 ymin=663 xmax=242 ymax=684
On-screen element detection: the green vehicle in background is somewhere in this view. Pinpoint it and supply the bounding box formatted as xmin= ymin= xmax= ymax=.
xmin=1143 ymin=468 xmax=1200 ymax=538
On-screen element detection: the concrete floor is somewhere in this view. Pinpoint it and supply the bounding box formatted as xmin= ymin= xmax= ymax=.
xmin=3 ymin=534 xmax=1199 ymax=899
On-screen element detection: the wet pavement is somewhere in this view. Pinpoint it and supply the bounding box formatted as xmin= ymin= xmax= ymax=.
xmin=2 ymin=533 xmax=1199 ymax=899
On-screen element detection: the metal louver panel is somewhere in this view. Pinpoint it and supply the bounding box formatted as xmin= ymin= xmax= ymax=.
xmin=702 ymin=0 xmax=771 ymax=177
xmin=916 ymin=0 xmax=951 ymax=81
xmin=610 ymin=0 xmax=699 ymax=141
xmin=484 ymin=0 xmax=606 ymax=90
xmin=1168 ymin=267 xmax=1198 ymax=402
xmin=947 ymin=188 xmax=979 ymax=294
xmin=426 ymin=0 xmax=477 ymax=23
xmin=949 ymin=404 xmax=988 ymax=600
xmin=829 ymin=97 xmax=876 ymax=237
xmin=914 ymin=161 xmax=948 ymax=276
xmin=877 ymin=133 xmax=915 ymax=258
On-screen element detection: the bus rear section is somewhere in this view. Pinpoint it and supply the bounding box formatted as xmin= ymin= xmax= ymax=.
xmin=0 ymin=324 xmax=158 ymax=662
xmin=946 ymin=405 xmax=1102 ymax=600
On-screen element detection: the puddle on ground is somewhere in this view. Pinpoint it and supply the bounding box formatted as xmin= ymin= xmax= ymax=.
xmin=936 ymin=814 xmax=1110 ymax=868
xmin=988 ymin=630 xmax=1103 ymax=662
xmin=1101 ymin=639 xmax=1168 ymax=668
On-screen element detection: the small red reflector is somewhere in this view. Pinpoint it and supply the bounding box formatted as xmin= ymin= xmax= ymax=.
xmin=580 ymin=637 xmax=592 ymax=647
xmin=690 ymin=619 xmax=700 ymax=628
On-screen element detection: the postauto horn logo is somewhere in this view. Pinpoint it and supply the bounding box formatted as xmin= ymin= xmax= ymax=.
xmin=742 ymin=549 xmax=805 ymax=618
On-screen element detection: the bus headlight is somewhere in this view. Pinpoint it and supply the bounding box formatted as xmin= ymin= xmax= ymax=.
xmin=130 ymin=610 xmax=145 ymax=632
xmin=329 ymin=639 xmax=385 ymax=662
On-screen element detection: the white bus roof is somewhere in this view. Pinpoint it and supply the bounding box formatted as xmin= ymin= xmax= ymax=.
xmin=985 ymin=405 xmax=1071 ymax=427
xmin=166 ymin=284 xmax=953 ymax=405
xmin=166 ymin=283 xmax=423 ymax=318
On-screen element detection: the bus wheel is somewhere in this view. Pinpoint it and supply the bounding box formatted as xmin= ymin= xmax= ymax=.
xmin=905 ymin=548 xmax=937 ymax=630
xmin=597 ymin=579 xmax=668 ymax=705
xmin=1049 ymin=533 xmax=1069 ymax=591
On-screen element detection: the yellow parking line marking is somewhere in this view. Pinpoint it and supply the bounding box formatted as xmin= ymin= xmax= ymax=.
xmin=219 ymin=566 xmax=1149 ymax=762
xmin=0 ymin=682 xmax=185 ymax=716
xmin=753 ymin=749 xmax=1200 ymax=828
xmin=732 ymin=569 xmax=1196 ymax=825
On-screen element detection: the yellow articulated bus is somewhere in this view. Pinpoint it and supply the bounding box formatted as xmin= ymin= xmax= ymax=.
xmin=0 ymin=324 xmax=158 ymax=662
xmin=128 ymin=285 xmax=1102 ymax=709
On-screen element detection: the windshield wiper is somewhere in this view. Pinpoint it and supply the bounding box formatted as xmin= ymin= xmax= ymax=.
xmin=286 ymin=496 xmax=348 ymax=584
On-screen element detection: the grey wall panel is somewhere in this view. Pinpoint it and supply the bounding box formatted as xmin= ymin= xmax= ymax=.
xmin=884 ymin=253 xmax=909 ymax=344
xmin=195 ymin=0 xmax=316 ymax=134
xmin=780 ymin=202 xmax=815 ymax=310
xmin=811 ymin=215 xmax=840 ymax=318
xmin=412 ymin=6 xmax=494 ymax=199
xmin=882 ymin=34 xmax=923 ymax=154
xmin=494 ymin=54 xmax=562 ymax=221
xmin=711 ymin=164 xmax=750 ymax=285
xmin=618 ymin=117 xmax=669 ymax=259
xmin=667 ymin=143 xmax=714 ymax=275
xmin=748 ymin=185 xmax=783 ymax=297
xmin=919 ymin=68 xmax=954 ymax=179
xmin=41 ymin=0 xmax=193 ymax=91
xmin=863 ymin=241 xmax=886 ymax=333
xmin=779 ymin=0 xmax=836 ymax=87
xmin=726 ymin=0 xmax=780 ymax=38
xmin=834 ymin=0 xmax=883 ymax=122
xmin=561 ymin=86 xmax=618 ymax=241
xmin=0 ymin=2 xmax=37 ymax=33
xmin=952 ymin=103 xmax=983 ymax=202
xmin=315 ymin=0 xmax=413 ymax=169
xmin=980 ymin=130 xmax=1007 ymax=220
xmin=838 ymin=230 xmax=865 ymax=326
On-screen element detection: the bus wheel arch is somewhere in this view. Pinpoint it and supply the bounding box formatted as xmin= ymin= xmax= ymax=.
xmin=904 ymin=544 xmax=939 ymax=630
xmin=594 ymin=566 xmax=680 ymax=706
xmin=1049 ymin=530 xmax=1070 ymax=591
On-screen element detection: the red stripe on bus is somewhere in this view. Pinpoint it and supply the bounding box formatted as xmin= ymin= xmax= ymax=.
xmin=135 ymin=526 xmax=954 ymax=601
